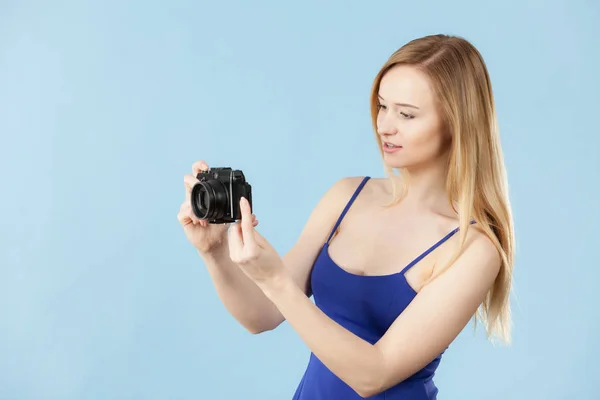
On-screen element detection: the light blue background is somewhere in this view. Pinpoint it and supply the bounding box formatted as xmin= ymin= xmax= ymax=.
xmin=1 ymin=0 xmax=598 ymax=399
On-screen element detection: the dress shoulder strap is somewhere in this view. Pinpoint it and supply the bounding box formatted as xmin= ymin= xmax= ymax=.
xmin=399 ymin=220 xmax=477 ymax=275
xmin=326 ymin=176 xmax=371 ymax=244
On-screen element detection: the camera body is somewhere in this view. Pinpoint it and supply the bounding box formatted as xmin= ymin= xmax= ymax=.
xmin=191 ymin=167 xmax=252 ymax=224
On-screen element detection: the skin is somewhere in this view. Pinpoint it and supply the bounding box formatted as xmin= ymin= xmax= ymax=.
xmin=179 ymin=65 xmax=501 ymax=397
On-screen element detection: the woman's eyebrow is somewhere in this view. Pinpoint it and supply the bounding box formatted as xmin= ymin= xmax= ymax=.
xmin=378 ymin=94 xmax=420 ymax=110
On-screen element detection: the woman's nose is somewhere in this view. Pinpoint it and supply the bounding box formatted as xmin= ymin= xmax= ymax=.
xmin=377 ymin=114 xmax=398 ymax=136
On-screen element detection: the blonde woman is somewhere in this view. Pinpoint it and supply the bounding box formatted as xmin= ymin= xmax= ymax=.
xmin=178 ymin=34 xmax=514 ymax=399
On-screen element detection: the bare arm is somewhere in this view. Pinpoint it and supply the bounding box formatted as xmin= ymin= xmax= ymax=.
xmin=198 ymin=242 xmax=283 ymax=334
xmin=257 ymin=228 xmax=501 ymax=397
xmin=200 ymin=176 xmax=362 ymax=333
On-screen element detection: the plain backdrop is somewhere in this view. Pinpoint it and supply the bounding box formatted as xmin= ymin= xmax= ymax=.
xmin=1 ymin=0 xmax=599 ymax=399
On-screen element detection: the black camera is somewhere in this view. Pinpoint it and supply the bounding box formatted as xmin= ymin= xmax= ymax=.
xmin=190 ymin=167 xmax=252 ymax=224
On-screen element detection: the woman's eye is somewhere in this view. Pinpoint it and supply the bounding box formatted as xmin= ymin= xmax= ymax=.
xmin=377 ymin=103 xmax=387 ymax=110
xmin=399 ymin=111 xmax=414 ymax=119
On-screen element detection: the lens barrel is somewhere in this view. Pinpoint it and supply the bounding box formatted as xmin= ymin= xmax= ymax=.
xmin=190 ymin=179 xmax=229 ymax=220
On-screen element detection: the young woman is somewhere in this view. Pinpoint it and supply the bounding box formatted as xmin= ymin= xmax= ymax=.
xmin=178 ymin=34 xmax=514 ymax=399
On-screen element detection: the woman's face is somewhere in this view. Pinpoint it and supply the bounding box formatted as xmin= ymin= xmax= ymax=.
xmin=376 ymin=65 xmax=450 ymax=170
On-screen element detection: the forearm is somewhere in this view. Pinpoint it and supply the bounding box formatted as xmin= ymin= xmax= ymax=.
xmin=199 ymin=240 xmax=284 ymax=333
xmin=258 ymin=272 xmax=384 ymax=397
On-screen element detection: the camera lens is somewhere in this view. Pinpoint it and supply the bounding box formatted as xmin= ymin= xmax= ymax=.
xmin=191 ymin=179 xmax=229 ymax=221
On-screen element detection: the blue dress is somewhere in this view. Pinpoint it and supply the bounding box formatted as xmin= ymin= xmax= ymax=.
xmin=292 ymin=176 xmax=466 ymax=399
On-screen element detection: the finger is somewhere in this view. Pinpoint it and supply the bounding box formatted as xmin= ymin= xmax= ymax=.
xmin=180 ymin=202 xmax=202 ymax=225
xmin=177 ymin=212 xmax=192 ymax=226
xmin=183 ymin=174 xmax=200 ymax=192
xmin=192 ymin=160 xmax=209 ymax=176
xmin=177 ymin=204 xmax=193 ymax=226
xmin=184 ymin=174 xmax=200 ymax=202
xmin=239 ymin=197 xmax=257 ymax=247
xmin=184 ymin=174 xmax=199 ymax=191
xmin=228 ymin=222 xmax=244 ymax=261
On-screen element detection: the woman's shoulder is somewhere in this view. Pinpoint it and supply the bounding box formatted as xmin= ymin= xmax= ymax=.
xmin=332 ymin=176 xmax=389 ymax=194
xmin=320 ymin=175 xmax=379 ymax=204
xmin=322 ymin=176 xmax=391 ymax=210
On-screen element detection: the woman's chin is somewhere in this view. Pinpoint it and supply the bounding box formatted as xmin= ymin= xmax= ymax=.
xmin=383 ymin=156 xmax=408 ymax=169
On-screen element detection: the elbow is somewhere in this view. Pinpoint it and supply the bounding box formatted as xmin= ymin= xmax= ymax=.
xmin=246 ymin=326 xmax=262 ymax=335
xmin=241 ymin=312 xmax=285 ymax=334
xmin=355 ymin=373 xmax=402 ymax=398
xmin=353 ymin=365 xmax=387 ymax=398
xmin=355 ymin=384 xmax=382 ymax=399
xmin=245 ymin=320 xmax=282 ymax=335
xmin=356 ymin=381 xmax=387 ymax=399
xmin=246 ymin=326 xmax=271 ymax=335
xmin=244 ymin=322 xmax=271 ymax=334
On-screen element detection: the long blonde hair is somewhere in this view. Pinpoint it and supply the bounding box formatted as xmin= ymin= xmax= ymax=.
xmin=370 ymin=34 xmax=515 ymax=344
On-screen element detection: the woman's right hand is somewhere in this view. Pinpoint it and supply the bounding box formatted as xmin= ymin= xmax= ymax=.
xmin=177 ymin=160 xmax=259 ymax=254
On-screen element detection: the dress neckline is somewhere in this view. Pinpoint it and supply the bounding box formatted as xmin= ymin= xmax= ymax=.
xmin=322 ymin=243 xmax=419 ymax=295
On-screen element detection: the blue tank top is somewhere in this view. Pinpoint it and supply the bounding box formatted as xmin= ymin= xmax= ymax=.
xmin=292 ymin=176 xmax=469 ymax=400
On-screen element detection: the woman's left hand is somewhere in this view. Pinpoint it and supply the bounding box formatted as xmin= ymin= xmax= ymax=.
xmin=228 ymin=196 xmax=286 ymax=283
